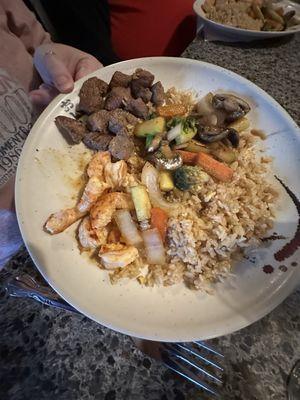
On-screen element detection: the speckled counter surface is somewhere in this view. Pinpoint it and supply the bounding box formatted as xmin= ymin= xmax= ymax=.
xmin=1 ymin=34 xmax=300 ymax=400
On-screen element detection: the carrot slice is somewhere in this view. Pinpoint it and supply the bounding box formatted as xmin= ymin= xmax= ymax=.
xmin=150 ymin=207 xmax=168 ymax=242
xmin=157 ymin=104 xmax=186 ymax=118
xmin=177 ymin=150 xmax=198 ymax=165
xmin=196 ymin=152 xmax=233 ymax=182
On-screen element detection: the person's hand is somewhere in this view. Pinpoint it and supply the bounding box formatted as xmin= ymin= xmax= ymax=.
xmin=29 ymin=43 xmax=103 ymax=107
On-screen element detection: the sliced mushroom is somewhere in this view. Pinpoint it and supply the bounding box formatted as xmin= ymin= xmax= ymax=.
xmin=227 ymin=128 xmax=240 ymax=148
xmin=197 ymin=125 xmax=231 ymax=143
xmin=151 ymin=142 xmax=183 ymax=170
xmin=212 ymin=94 xmax=251 ymax=123
xmin=283 ymin=10 xmax=296 ymax=24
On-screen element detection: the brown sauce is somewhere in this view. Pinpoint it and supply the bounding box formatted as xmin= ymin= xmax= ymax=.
xmin=274 ymin=177 xmax=300 ymax=262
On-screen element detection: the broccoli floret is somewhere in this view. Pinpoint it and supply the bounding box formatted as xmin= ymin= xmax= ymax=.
xmin=173 ymin=165 xmax=209 ymax=192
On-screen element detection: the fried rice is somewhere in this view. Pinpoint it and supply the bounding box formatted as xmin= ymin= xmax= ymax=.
xmin=202 ymin=0 xmax=264 ymax=31
xmin=110 ymin=88 xmax=278 ymax=290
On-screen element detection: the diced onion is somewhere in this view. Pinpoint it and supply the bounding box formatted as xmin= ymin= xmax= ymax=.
xmin=114 ymin=210 xmax=143 ymax=247
xmin=167 ymin=123 xmax=182 ymax=141
xmin=142 ymin=228 xmax=166 ymax=265
xmin=141 ymin=162 xmax=176 ymax=212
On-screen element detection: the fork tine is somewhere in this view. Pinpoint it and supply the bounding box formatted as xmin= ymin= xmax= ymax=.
xmin=194 ymin=341 xmax=224 ymax=358
xmin=175 ymin=343 xmax=224 ymax=371
xmin=161 ymin=350 xmax=220 ymax=396
xmin=164 ymin=344 xmax=222 ymax=384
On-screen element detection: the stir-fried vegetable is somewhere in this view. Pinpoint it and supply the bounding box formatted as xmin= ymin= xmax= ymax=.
xmin=228 ymin=117 xmax=250 ymax=133
xmin=212 ymin=148 xmax=237 ymax=164
xmin=196 ymin=152 xmax=233 ymax=182
xmin=131 ymin=185 xmax=152 ymax=222
xmin=175 ymin=117 xmax=197 ymax=144
xmin=167 ymin=123 xmax=182 ymax=142
xmin=184 ymin=140 xmax=211 ymax=154
xmin=114 ymin=210 xmax=143 ymax=246
xmin=141 ymin=162 xmax=176 ymax=212
xmin=142 ymin=227 xmax=166 ymax=265
xmin=173 ymin=165 xmax=210 ymax=192
xmin=159 ymin=171 xmax=174 ymax=192
xmin=177 ymin=150 xmax=198 ymax=165
xmin=150 ymin=207 xmax=168 ymax=242
xmin=134 ymin=116 xmax=166 ymax=137
xmin=157 ymin=104 xmax=186 ymax=118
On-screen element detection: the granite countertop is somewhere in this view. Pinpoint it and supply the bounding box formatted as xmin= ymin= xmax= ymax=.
xmin=1 ymin=34 xmax=300 ymax=400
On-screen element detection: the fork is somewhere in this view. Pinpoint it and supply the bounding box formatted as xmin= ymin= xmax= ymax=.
xmin=4 ymin=273 xmax=224 ymax=397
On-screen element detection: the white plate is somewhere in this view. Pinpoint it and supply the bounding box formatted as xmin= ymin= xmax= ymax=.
xmin=16 ymin=57 xmax=300 ymax=342
xmin=194 ymin=0 xmax=300 ymax=40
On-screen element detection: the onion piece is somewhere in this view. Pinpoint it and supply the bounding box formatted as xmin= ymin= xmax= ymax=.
xmin=141 ymin=162 xmax=176 ymax=212
xmin=167 ymin=123 xmax=182 ymax=141
xmin=142 ymin=228 xmax=166 ymax=265
xmin=114 ymin=210 xmax=143 ymax=247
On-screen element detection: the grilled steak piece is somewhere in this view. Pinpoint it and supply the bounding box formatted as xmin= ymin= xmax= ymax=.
xmin=78 ymin=77 xmax=108 ymax=114
xmin=151 ymin=81 xmax=165 ymax=106
xmin=104 ymin=87 xmax=132 ymax=111
xmin=87 ymin=109 xmax=110 ymax=133
xmin=125 ymin=97 xmax=148 ymax=119
xmin=108 ymin=109 xmax=139 ymax=134
xmin=132 ymin=68 xmax=154 ymax=88
xmin=109 ymin=71 xmax=132 ymax=88
xmin=55 ymin=116 xmax=87 ymax=144
xmin=131 ymin=82 xmax=152 ymax=103
xmin=83 ymin=132 xmax=113 ymax=151
xmin=109 ymin=134 xmax=134 ymax=160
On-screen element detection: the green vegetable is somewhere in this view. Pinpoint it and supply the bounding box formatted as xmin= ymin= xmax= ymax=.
xmin=134 ymin=116 xmax=166 ymax=137
xmin=212 ymin=148 xmax=237 ymax=164
xmin=175 ymin=117 xmax=197 ymax=145
xmin=166 ymin=116 xmax=183 ymax=130
xmin=185 ymin=140 xmax=211 ymax=154
xmin=145 ymin=134 xmax=155 ymax=149
xmin=173 ymin=165 xmax=209 ymax=192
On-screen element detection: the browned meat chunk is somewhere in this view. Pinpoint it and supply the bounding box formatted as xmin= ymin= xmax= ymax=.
xmin=77 ymin=77 xmax=108 ymax=114
xmin=109 ymin=134 xmax=134 ymax=160
xmin=83 ymin=132 xmax=113 ymax=151
xmin=131 ymin=82 xmax=152 ymax=103
xmin=151 ymin=81 xmax=165 ymax=106
xmin=132 ymin=68 xmax=154 ymax=88
xmin=87 ymin=110 xmax=110 ymax=133
xmin=125 ymin=98 xmax=148 ymax=119
xmin=55 ymin=116 xmax=87 ymax=144
xmin=109 ymin=71 xmax=132 ymax=88
xmin=104 ymin=87 xmax=132 ymax=111
xmin=108 ymin=109 xmax=139 ymax=134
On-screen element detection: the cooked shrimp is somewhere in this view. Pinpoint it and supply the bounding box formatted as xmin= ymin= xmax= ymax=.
xmin=104 ymin=160 xmax=127 ymax=189
xmin=78 ymin=216 xmax=102 ymax=250
xmin=77 ymin=176 xmax=110 ymax=213
xmin=87 ymin=151 xmax=111 ymax=179
xmin=90 ymin=192 xmax=134 ymax=234
xmin=99 ymin=243 xmax=139 ymax=269
xmin=107 ymin=225 xmax=121 ymax=244
xmin=45 ymin=207 xmax=85 ymax=234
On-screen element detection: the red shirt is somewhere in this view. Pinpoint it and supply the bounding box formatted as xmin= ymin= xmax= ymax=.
xmin=109 ymin=0 xmax=196 ymax=60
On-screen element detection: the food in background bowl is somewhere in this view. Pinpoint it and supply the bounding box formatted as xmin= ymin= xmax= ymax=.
xmin=202 ymin=0 xmax=300 ymax=31
xmin=44 ymin=69 xmax=277 ymax=290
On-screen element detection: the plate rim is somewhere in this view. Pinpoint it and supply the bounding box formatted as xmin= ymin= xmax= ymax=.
xmin=15 ymin=56 xmax=300 ymax=342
